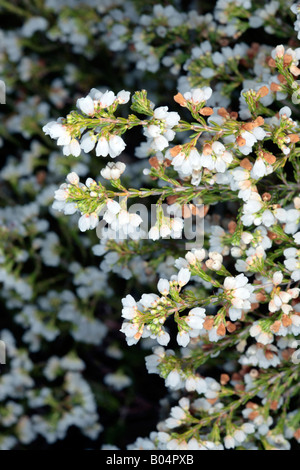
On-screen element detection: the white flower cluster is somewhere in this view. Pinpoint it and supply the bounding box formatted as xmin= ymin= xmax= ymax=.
xmin=103 ymin=199 xmax=143 ymax=237
xmin=121 ymin=268 xmax=192 ymax=346
xmin=52 ymin=171 xmax=144 ymax=236
xmin=291 ymin=3 xmax=300 ymax=40
xmin=143 ymin=105 xmax=180 ymax=151
xmin=43 ymin=89 xmax=130 ymax=158
xmin=223 ymin=273 xmax=255 ymax=321
xmin=100 ymin=161 xmax=126 ymax=180
xmin=148 ymin=215 xmax=184 ymax=241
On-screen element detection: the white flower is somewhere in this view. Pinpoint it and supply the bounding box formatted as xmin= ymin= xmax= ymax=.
xmin=186 ymin=307 xmax=206 ymax=329
xmin=78 ymin=213 xmax=98 ymax=232
xmin=43 ymin=120 xmax=82 ymax=157
xmin=157 ymin=330 xmax=170 ymax=346
xmin=66 ymin=172 xmax=79 ymax=185
xmin=294 ymin=231 xmax=300 ymax=244
xmin=279 ymin=106 xmax=292 ymax=118
xmin=78 ymin=214 xmax=91 ymax=232
xmin=185 ymin=252 xmax=196 ymax=265
xmin=100 ymin=161 xmax=126 ymax=180
xmin=184 ymin=87 xmax=212 ymax=104
xmin=147 ymin=125 xmax=161 ymax=138
xmin=185 ymin=377 xmax=197 ymax=391
xmin=176 ymin=331 xmax=190 ymax=347
xmin=54 ymin=187 xmax=69 ymax=202
xmin=194 ymin=249 xmax=206 ymax=261
xmin=250 ymin=322 xmax=273 ymax=344
xmin=241 ymin=193 xmax=263 ymax=226
xmin=273 ymin=271 xmax=283 ymax=285
xmin=251 ymin=158 xmax=267 ymax=179
xmin=96 ymin=137 xmax=109 ymax=157
xmin=154 ymin=106 xmax=169 ymax=120
xmin=160 ymin=224 xmax=171 ymax=238
xmin=149 ymin=226 xmax=160 ymax=240
xmin=120 ymin=322 xmax=140 ymax=345
xmin=145 ymin=347 xmax=165 ymax=374
xmin=223 ymin=273 xmax=254 ymax=320
xmin=165 ymin=111 xmax=180 ymax=127
xmin=43 ymin=121 xmax=70 ymax=142
xmin=106 ymin=199 xmax=121 ymax=215
xmin=121 ymin=295 xmax=138 ymax=319
xmin=116 ymin=90 xmax=130 ymax=104
xmin=200 ymin=141 xmax=233 ymax=173
xmin=63 ymin=138 xmax=81 ymax=157
xmin=177 ymin=268 xmax=191 ymax=287
xmin=64 ymin=203 xmax=77 ymax=215
xmin=165 ymin=405 xmax=186 ymax=428
xmin=157 ymin=279 xmax=170 ymax=295
xmin=269 ymin=286 xmax=292 ymax=313
xmin=189 ymin=148 xmax=201 ymax=168
xmin=170 ymin=217 xmax=183 ymax=236
xmin=104 ymin=372 xmax=132 ymax=391
xmin=261 ymin=209 xmax=275 ymax=227
xmin=233 ymin=430 xmax=246 ymax=443
xmin=108 ymin=135 xmax=126 ymax=157
xmin=241 ymin=232 xmax=253 ymax=244
xmin=165 ymin=370 xmax=182 ymax=389
xmin=89 ymin=212 xmax=99 ymax=229
xmin=77 ymin=95 xmax=95 ymax=115
xmin=230 ymin=167 xmax=254 ymax=201
xmin=99 ymin=90 xmax=115 ymax=108
xmin=86 ymin=177 xmax=96 ymax=188
xmin=153 ymin=134 xmax=169 ymax=151
xmin=140 ymin=294 xmax=159 ymax=309
xmin=129 ymin=213 xmax=143 ymax=228
xmin=249 ymin=323 xmax=262 ymax=337
xmin=143 ymin=105 xmax=180 ymax=152
xmin=80 ymin=133 xmax=96 ymax=153
xmin=224 ymin=436 xmax=235 ymax=449
xmin=206 ymin=252 xmax=223 ymax=271
xmin=153 ymin=106 xmax=180 ymax=127
xmin=238 ymin=127 xmax=266 ymax=155
xmin=284 ymin=247 xmax=300 ymax=281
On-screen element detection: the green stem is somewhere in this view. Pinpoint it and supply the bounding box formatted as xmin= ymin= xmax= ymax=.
xmin=0 ymin=0 xmax=31 ymax=17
